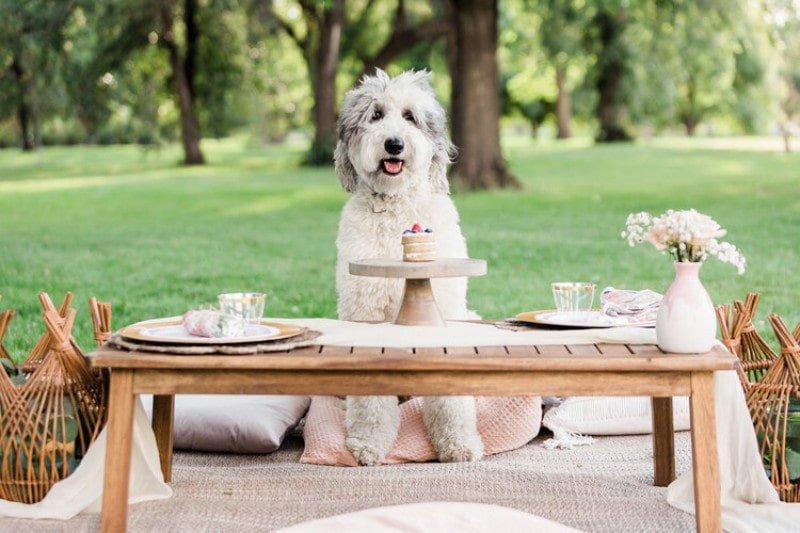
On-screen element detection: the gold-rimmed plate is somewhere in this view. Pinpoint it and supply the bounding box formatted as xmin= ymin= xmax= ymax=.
xmin=515 ymin=310 xmax=656 ymax=329
xmin=119 ymin=319 xmax=306 ymax=345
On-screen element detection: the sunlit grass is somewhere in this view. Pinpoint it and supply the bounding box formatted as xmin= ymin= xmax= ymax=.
xmin=1 ymin=135 xmax=798 ymax=360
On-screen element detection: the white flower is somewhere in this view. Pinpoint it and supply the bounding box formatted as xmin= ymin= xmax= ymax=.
xmin=621 ymin=209 xmax=746 ymax=274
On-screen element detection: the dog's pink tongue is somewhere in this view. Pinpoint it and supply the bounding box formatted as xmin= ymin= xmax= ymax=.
xmin=384 ymin=160 xmax=403 ymax=174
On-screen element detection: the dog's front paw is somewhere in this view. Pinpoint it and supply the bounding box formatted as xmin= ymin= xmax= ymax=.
xmin=344 ymin=395 xmax=400 ymax=466
xmin=346 ymin=437 xmax=388 ymax=466
xmin=423 ymin=396 xmax=484 ymax=463
xmin=435 ymin=434 xmax=484 ymax=463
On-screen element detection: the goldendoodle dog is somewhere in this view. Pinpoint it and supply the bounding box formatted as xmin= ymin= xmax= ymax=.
xmin=333 ymin=69 xmax=483 ymax=466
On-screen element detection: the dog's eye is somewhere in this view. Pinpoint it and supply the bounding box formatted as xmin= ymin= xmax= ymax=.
xmin=371 ymin=109 xmax=384 ymax=121
xmin=403 ymin=111 xmax=416 ymax=124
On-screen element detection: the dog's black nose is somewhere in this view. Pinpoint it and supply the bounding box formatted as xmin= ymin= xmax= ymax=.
xmin=384 ymin=137 xmax=404 ymax=155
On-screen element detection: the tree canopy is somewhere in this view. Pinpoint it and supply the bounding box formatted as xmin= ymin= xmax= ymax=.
xmin=1 ymin=0 xmax=797 ymax=185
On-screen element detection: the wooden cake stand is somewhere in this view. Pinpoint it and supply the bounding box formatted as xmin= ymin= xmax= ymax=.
xmin=349 ymin=258 xmax=487 ymax=327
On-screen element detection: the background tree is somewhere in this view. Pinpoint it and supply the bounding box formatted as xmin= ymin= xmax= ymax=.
xmin=598 ymin=0 xmax=770 ymax=140
xmin=241 ymin=1 xmax=311 ymax=145
xmin=500 ymin=0 xmax=591 ymax=140
xmin=671 ymin=7 xmax=734 ymax=136
xmin=82 ymin=0 xmax=245 ymax=160
xmin=155 ymin=0 xmax=205 ymax=164
xmin=767 ymin=0 xmax=800 ymax=151
xmin=64 ymin=2 xmax=165 ymax=144
xmin=274 ymin=0 xmax=449 ymax=165
xmin=346 ymin=0 xmax=450 ymax=80
xmin=273 ymin=0 xmax=344 ymax=166
xmin=0 ymin=0 xmax=81 ymax=150
xmin=533 ymin=0 xmax=587 ymax=139
xmin=585 ymin=1 xmax=633 ymax=142
xmin=1 ymin=0 xmax=797 ymax=162
xmin=499 ymin=2 xmax=555 ymax=138
xmin=447 ymin=0 xmax=519 ymax=190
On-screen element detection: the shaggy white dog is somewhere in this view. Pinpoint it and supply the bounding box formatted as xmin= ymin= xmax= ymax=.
xmin=333 ymin=69 xmax=483 ymax=466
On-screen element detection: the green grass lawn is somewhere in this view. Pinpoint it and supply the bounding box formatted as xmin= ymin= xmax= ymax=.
xmin=1 ymin=135 xmax=798 ymax=359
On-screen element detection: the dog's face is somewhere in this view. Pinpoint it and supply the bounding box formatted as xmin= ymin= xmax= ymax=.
xmin=335 ymin=69 xmax=455 ymax=196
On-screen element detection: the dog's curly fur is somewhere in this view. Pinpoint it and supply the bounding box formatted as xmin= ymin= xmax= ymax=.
xmin=334 ymin=69 xmax=483 ymax=465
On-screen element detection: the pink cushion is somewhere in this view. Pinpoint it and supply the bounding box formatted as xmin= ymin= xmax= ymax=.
xmin=300 ymin=396 xmax=542 ymax=466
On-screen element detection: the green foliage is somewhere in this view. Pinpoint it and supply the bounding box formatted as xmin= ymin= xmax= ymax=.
xmin=2 ymin=0 xmax=797 ymax=151
xmin=243 ymin=29 xmax=311 ymax=145
xmin=194 ymin=5 xmax=249 ymax=138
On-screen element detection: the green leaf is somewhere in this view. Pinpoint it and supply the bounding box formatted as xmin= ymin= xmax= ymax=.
xmin=62 ymin=396 xmax=75 ymax=417
xmin=0 ymin=358 xmax=16 ymax=376
xmin=785 ymin=445 xmax=800 ymax=482
xmin=52 ymin=416 xmax=79 ymax=443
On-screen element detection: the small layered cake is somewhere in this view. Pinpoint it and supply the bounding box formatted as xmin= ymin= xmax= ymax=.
xmin=402 ymin=224 xmax=436 ymax=262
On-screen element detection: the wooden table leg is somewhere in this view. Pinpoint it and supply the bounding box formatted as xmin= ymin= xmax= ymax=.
xmin=151 ymin=394 xmax=175 ymax=482
xmin=689 ymin=372 xmax=722 ymax=533
xmin=100 ymin=369 xmax=136 ymax=533
xmin=651 ymin=396 xmax=675 ymax=486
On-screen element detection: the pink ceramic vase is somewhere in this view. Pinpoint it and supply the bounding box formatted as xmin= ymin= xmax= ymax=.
xmin=656 ymin=261 xmax=716 ymax=353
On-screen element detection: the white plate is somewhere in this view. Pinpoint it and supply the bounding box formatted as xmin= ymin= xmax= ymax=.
xmin=120 ymin=319 xmax=305 ymax=344
xmin=515 ymin=310 xmax=655 ymax=329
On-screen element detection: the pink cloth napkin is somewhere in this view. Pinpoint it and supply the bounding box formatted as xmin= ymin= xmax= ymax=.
xmin=600 ymin=287 xmax=662 ymax=324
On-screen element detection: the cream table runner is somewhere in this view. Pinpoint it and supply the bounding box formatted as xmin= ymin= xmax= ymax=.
xmin=0 ymin=318 xmax=798 ymax=532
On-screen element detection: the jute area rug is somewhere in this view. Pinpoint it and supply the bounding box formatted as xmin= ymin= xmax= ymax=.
xmin=0 ymin=431 xmax=696 ymax=532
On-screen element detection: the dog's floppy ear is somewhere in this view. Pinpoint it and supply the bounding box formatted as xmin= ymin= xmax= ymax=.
xmin=413 ymin=70 xmax=455 ymax=194
xmin=334 ymin=137 xmax=358 ymax=193
xmin=429 ymin=138 xmax=455 ymax=193
xmin=335 ymin=75 xmax=375 ymax=193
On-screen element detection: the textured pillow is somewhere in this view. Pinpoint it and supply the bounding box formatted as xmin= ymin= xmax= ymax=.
xmin=300 ymin=396 xmax=542 ymax=466
xmin=141 ymin=394 xmax=310 ymax=453
xmin=542 ymin=396 xmax=690 ymax=436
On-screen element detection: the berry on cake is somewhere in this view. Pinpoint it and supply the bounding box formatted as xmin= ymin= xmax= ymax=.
xmin=402 ymin=223 xmax=436 ymax=262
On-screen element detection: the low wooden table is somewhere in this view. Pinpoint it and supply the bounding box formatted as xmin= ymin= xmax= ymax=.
xmin=89 ymin=340 xmax=736 ymax=533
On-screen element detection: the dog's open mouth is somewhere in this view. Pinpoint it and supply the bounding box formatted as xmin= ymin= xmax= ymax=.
xmin=381 ymin=158 xmax=404 ymax=175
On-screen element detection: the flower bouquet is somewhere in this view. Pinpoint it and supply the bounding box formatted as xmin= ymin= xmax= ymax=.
xmin=622 ymin=209 xmax=746 ymax=274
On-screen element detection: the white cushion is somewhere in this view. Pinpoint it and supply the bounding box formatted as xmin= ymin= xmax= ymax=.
xmin=141 ymin=394 xmax=310 ymax=453
xmin=276 ymin=502 xmax=582 ymax=532
xmin=542 ymin=396 xmax=690 ymax=436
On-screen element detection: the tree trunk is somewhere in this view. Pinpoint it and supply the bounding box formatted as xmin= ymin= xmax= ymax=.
xmin=448 ymin=0 xmax=519 ymax=190
xmin=10 ymin=57 xmax=34 ymax=151
xmin=306 ymin=0 xmax=343 ymax=166
xmin=555 ymin=65 xmax=572 ymax=139
xmin=684 ymin=117 xmax=698 ymax=137
xmin=682 ymin=76 xmax=698 ymax=137
xmin=594 ymin=9 xmax=632 ymax=143
xmin=184 ymin=0 xmax=199 ymax=100
xmin=160 ymin=0 xmax=205 ymax=165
